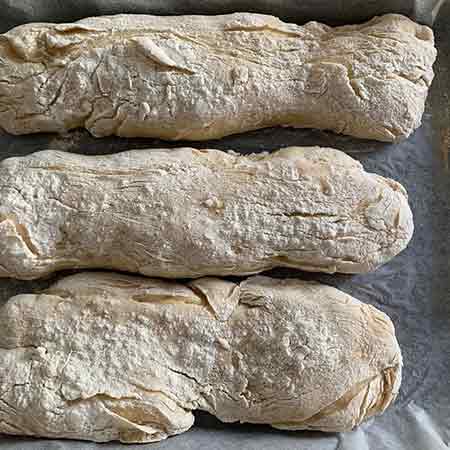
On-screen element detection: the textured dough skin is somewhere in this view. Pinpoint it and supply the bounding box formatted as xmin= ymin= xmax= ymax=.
xmin=0 ymin=272 xmax=402 ymax=443
xmin=0 ymin=13 xmax=436 ymax=142
xmin=0 ymin=147 xmax=413 ymax=280
xmin=0 ymin=146 xmax=413 ymax=279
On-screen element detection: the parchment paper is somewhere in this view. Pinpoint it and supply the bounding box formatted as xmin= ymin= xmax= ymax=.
xmin=0 ymin=1 xmax=448 ymax=449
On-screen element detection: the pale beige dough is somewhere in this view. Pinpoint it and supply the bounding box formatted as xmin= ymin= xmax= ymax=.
xmin=0 ymin=13 xmax=436 ymax=141
xmin=0 ymin=272 xmax=402 ymax=443
xmin=0 ymin=146 xmax=413 ymax=279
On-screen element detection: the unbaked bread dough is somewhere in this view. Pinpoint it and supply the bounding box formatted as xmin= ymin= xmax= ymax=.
xmin=0 ymin=272 xmax=402 ymax=443
xmin=0 ymin=13 xmax=436 ymax=141
xmin=0 ymin=146 xmax=413 ymax=279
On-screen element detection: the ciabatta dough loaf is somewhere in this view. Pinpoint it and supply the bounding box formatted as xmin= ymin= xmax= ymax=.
xmin=0 ymin=147 xmax=413 ymax=280
xmin=0 ymin=272 xmax=402 ymax=443
xmin=0 ymin=13 xmax=435 ymax=141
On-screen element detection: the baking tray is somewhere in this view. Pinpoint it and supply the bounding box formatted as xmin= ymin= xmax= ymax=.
xmin=0 ymin=1 xmax=449 ymax=449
